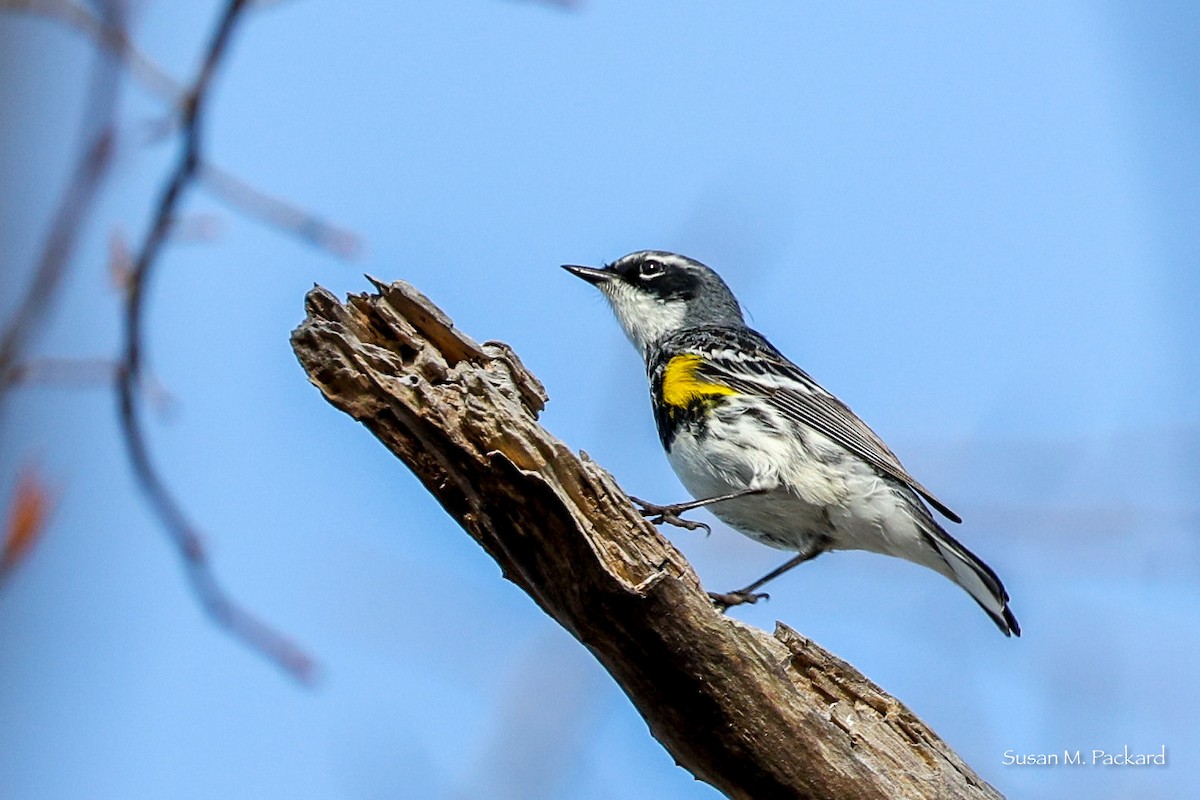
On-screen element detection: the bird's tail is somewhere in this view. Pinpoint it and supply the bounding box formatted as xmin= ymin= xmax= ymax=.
xmin=924 ymin=525 xmax=1020 ymax=637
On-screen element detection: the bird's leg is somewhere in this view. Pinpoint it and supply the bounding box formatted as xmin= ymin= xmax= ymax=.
xmin=630 ymin=488 xmax=766 ymax=534
xmin=709 ymin=541 xmax=824 ymax=611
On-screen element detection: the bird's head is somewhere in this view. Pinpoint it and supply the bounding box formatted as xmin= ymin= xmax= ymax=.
xmin=562 ymin=251 xmax=744 ymax=356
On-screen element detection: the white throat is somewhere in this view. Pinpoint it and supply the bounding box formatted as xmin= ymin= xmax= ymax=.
xmin=602 ymin=282 xmax=686 ymax=360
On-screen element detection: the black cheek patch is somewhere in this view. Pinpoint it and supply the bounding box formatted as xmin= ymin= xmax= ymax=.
xmin=649 ymin=270 xmax=699 ymax=301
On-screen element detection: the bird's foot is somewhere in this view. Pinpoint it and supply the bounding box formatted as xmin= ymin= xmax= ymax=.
xmin=629 ymin=496 xmax=711 ymax=535
xmin=708 ymin=590 xmax=769 ymax=611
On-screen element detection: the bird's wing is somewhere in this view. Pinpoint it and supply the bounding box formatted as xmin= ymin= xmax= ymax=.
xmin=694 ymin=336 xmax=962 ymax=524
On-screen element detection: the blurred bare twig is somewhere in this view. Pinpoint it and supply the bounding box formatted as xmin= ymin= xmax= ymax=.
xmin=3 ymin=0 xmax=358 ymax=681
xmin=113 ymin=0 xmax=315 ymax=683
xmin=2 ymin=0 xmax=180 ymax=100
xmin=201 ymin=164 xmax=362 ymax=258
xmin=0 ymin=0 xmax=122 ymax=391
xmin=509 ymin=0 xmax=583 ymax=9
xmin=6 ymin=0 xmax=362 ymax=259
xmin=2 ymin=357 xmax=118 ymax=388
xmin=454 ymin=637 xmax=602 ymax=800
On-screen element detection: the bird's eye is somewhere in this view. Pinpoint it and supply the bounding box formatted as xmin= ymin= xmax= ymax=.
xmin=640 ymin=260 xmax=664 ymax=278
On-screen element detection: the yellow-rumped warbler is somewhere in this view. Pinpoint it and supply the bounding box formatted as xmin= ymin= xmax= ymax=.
xmin=564 ymin=250 xmax=1019 ymax=636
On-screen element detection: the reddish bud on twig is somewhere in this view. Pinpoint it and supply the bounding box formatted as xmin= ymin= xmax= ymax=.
xmin=0 ymin=467 xmax=55 ymax=581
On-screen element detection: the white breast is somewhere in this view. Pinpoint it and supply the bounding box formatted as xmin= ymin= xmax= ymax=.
xmin=663 ymin=398 xmax=936 ymax=561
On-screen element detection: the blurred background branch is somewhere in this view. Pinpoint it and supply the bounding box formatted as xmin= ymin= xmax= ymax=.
xmin=112 ymin=0 xmax=316 ymax=682
xmin=0 ymin=0 xmax=121 ymax=394
xmin=3 ymin=0 xmax=179 ymax=100
xmin=0 ymin=0 xmax=369 ymax=681
xmin=3 ymin=0 xmax=361 ymax=257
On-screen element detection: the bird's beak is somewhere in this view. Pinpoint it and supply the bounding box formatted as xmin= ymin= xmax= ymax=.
xmin=561 ymin=264 xmax=614 ymax=285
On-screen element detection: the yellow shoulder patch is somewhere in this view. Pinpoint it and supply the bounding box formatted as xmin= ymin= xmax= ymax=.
xmin=661 ymin=354 xmax=737 ymax=409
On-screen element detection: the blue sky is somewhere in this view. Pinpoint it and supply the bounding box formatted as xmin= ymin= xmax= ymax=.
xmin=2 ymin=1 xmax=1198 ymax=798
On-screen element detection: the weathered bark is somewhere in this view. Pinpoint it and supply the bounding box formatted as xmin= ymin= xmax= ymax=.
xmin=290 ymin=278 xmax=1005 ymax=800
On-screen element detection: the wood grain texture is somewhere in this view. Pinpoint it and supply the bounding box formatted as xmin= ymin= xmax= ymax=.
xmin=290 ymin=278 xmax=1005 ymax=800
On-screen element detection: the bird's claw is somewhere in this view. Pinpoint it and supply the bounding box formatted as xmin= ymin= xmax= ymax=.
xmin=630 ymin=496 xmax=711 ymax=534
xmin=708 ymin=590 xmax=769 ymax=612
